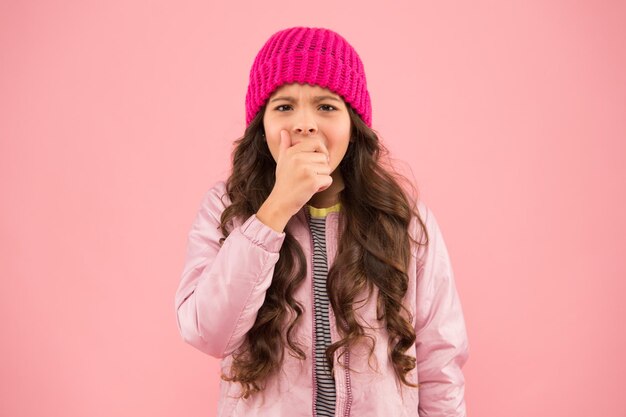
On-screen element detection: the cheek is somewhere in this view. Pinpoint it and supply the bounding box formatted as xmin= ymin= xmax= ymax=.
xmin=332 ymin=118 xmax=351 ymax=148
xmin=265 ymin=136 xmax=279 ymax=162
xmin=329 ymin=128 xmax=351 ymax=153
xmin=262 ymin=117 xmax=280 ymax=162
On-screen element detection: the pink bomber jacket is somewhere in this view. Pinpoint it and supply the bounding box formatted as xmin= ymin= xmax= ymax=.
xmin=174 ymin=180 xmax=470 ymax=416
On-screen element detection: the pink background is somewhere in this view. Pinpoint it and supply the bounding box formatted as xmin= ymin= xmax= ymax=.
xmin=1 ymin=1 xmax=625 ymax=416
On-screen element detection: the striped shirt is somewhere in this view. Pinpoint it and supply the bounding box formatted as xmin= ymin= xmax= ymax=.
xmin=306 ymin=202 xmax=341 ymax=417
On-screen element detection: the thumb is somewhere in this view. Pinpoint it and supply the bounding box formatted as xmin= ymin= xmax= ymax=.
xmin=278 ymin=129 xmax=292 ymax=159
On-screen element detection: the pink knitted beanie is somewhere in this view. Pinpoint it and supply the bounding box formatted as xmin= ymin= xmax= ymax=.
xmin=245 ymin=26 xmax=372 ymax=127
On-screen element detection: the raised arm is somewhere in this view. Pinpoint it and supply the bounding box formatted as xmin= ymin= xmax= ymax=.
xmin=414 ymin=204 xmax=470 ymax=416
xmin=174 ymin=182 xmax=286 ymax=358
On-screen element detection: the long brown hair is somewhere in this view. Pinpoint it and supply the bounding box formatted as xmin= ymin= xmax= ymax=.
xmin=219 ymin=102 xmax=429 ymax=398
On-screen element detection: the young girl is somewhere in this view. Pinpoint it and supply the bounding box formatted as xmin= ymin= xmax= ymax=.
xmin=175 ymin=26 xmax=469 ymax=417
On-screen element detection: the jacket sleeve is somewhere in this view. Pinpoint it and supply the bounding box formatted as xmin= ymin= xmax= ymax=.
xmin=414 ymin=204 xmax=470 ymax=417
xmin=174 ymin=182 xmax=286 ymax=358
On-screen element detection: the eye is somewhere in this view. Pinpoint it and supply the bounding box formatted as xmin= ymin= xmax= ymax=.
xmin=273 ymin=104 xmax=338 ymax=112
xmin=274 ymin=105 xmax=292 ymax=112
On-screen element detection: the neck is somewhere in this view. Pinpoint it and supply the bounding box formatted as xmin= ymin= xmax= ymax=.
xmin=307 ymin=169 xmax=344 ymax=208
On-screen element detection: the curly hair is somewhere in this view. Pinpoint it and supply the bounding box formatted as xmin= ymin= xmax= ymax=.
xmin=218 ymin=102 xmax=429 ymax=399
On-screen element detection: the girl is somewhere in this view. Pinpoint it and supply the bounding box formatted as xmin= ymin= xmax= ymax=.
xmin=175 ymin=26 xmax=469 ymax=417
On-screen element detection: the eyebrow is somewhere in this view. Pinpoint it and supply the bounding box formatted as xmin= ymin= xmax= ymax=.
xmin=269 ymin=95 xmax=343 ymax=104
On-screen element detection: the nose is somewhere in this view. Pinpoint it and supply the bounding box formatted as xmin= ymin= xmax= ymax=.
xmin=293 ymin=126 xmax=317 ymax=136
xmin=292 ymin=115 xmax=318 ymax=137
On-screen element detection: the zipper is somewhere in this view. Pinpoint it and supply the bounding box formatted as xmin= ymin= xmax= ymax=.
xmin=343 ymin=346 xmax=352 ymax=417
xmin=306 ymin=208 xmax=318 ymax=417
xmin=332 ymin=211 xmax=353 ymax=416
xmin=308 ymin=209 xmax=353 ymax=416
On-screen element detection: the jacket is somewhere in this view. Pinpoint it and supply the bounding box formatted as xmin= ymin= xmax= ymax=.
xmin=174 ymin=180 xmax=470 ymax=417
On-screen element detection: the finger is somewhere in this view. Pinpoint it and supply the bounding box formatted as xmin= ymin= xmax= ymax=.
xmin=297 ymin=152 xmax=330 ymax=165
xmin=310 ymin=162 xmax=332 ymax=175
xmin=316 ymin=175 xmax=333 ymax=192
xmin=291 ymin=139 xmax=330 ymax=161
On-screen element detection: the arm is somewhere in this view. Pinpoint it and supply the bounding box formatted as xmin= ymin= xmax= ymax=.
xmin=174 ymin=182 xmax=286 ymax=358
xmin=415 ymin=203 xmax=470 ymax=416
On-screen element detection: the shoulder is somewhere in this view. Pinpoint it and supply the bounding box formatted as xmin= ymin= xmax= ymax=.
xmin=407 ymin=194 xmax=432 ymax=235
xmin=408 ymin=196 xmax=446 ymax=260
xmin=199 ymin=179 xmax=231 ymax=208
xmin=395 ymin=177 xmax=436 ymax=243
xmin=194 ymin=179 xmax=233 ymax=225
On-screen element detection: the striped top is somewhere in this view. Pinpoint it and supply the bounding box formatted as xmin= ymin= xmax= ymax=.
xmin=306 ymin=202 xmax=341 ymax=417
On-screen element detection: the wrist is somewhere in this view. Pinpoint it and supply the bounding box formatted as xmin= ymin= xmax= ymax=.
xmin=256 ymin=197 xmax=291 ymax=233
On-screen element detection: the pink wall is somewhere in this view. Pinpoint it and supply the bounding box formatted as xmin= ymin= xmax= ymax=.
xmin=1 ymin=1 xmax=625 ymax=416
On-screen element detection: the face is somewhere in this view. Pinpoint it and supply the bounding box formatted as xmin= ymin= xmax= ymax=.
xmin=262 ymin=83 xmax=352 ymax=174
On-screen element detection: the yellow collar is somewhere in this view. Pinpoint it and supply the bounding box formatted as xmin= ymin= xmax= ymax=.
xmin=306 ymin=202 xmax=342 ymax=218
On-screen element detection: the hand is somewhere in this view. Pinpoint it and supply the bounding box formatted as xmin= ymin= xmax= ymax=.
xmin=273 ymin=129 xmax=333 ymax=214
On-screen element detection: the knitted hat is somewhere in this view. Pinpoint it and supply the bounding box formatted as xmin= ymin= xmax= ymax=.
xmin=245 ymin=26 xmax=372 ymax=127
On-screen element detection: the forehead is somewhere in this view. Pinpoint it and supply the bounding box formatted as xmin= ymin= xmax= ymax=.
xmin=269 ymin=82 xmax=342 ymax=99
